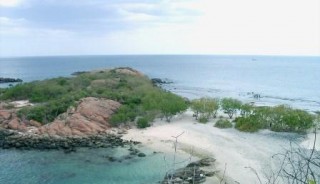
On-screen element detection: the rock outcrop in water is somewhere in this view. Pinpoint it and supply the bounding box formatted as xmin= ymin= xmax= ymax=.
xmin=0 ymin=77 xmax=23 ymax=83
xmin=151 ymin=78 xmax=173 ymax=86
xmin=162 ymin=158 xmax=216 ymax=184
xmin=0 ymin=97 xmax=131 ymax=150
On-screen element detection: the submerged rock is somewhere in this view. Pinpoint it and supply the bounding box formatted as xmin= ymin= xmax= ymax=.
xmin=137 ymin=152 xmax=146 ymax=157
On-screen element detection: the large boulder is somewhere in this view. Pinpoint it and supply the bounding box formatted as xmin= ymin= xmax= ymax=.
xmin=38 ymin=97 xmax=121 ymax=137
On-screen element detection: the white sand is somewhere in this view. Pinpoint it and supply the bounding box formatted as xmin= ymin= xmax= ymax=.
xmin=123 ymin=110 xmax=314 ymax=184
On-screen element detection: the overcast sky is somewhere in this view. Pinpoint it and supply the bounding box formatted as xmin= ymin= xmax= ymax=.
xmin=0 ymin=0 xmax=319 ymax=57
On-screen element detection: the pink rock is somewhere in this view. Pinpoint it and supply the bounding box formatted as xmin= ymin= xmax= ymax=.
xmin=0 ymin=110 xmax=11 ymax=121
xmin=7 ymin=118 xmax=27 ymax=132
xmin=8 ymin=118 xmax=20 ymax=130
xmin=37 ymin=97 xmax=120 ymax=137
xmin=29 ymin=120 xmax=42 ymax=127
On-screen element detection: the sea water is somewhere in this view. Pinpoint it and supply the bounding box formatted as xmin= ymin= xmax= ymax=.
xmin=0 ymin=146 xmax=188 ymax=184
xmin=1 ymin=55 xmax=319 ymax=111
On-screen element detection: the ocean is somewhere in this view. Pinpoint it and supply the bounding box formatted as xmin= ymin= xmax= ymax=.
xmin=0 ymin=55 xmax=319 ymax=183
xmin=1 ymin=55 xmax=319 ymax=111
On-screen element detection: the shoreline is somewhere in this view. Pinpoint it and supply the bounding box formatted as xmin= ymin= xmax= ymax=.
xmin=123 ymin=110 xmax=317 ymax=184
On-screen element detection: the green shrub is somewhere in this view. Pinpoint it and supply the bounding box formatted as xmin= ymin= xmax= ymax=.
xmin=215 ymin=119 xmax=233 ymax=128
xmin=198 ymin=115 xmax=209 ymax=123
xmin=235 ymin=116 xmax=263 ymax=132
xmin=137 ymin=117 xmax=150 ymax=128
xmin=18 ymin=106 xmax=48 ymax=124
xmin=110 ymin=113 xmax=127 ymax=126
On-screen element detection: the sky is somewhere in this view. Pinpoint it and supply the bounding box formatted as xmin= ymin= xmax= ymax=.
xmin=0 ymin=0 xmax=319 ymax=57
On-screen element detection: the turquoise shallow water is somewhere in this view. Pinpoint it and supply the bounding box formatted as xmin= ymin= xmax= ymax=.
xmin=0 ymin=146 xmax=181 ymax=184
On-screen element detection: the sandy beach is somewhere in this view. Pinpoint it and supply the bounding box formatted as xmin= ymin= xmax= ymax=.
xmin=123 ymin=110 xmax=317 ymax=184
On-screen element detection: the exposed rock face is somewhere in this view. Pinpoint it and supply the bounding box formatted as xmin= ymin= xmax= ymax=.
xmin=0 ymin=97 xmax=125 ymax=150
xmin=0 ymin=109 xmax=28 ymax=132
xmin=38 ymin=97 xmax=121 ymax=136
xmin=7 ymin=118 xmax=27 ymax=132
xmin=0 ymin=110 xmax=11 ymax=121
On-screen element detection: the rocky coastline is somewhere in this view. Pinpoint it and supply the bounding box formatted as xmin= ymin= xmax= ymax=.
xmin=0 ymin=77 xmax=23 ymax=84
xmin=0 ymin=128 xmax=137 ymax=152
xmin=0 ymin=97 xmax=137 ymax=152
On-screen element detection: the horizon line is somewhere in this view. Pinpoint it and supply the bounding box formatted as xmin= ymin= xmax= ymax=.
xmin=1 ymin=53 xmax=320 ymax=59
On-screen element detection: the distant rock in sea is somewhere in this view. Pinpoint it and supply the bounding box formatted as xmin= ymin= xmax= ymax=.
xmin=151 ymin=78 xmax=173 ymax=86
xmin=0 ymin=77 xmax=23 ymax=83
xmin=71 ymin=71 xmax=88 ymax=75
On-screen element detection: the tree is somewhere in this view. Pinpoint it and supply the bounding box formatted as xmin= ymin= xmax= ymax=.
xmin=159 ymin=92 xmax=188 ymax=122
xmin=221 ymin=98 xmax=242 ymax=119
xmin=190 ymin=98 xmax=220 ymax=123
xmin=235 ymin=105 xmax=315 ymax=133
xmin=190 ymin=99 xmax=202 ymax=120
xmin=205 ymin=98 xmax=220 ymax=118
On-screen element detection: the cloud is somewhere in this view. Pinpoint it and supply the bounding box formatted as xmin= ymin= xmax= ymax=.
xmin=0 ymin=0 xmax=23 ymax=7
xmin=0 ymin=0 xmax=319 ymax=56
xmin=0 ymin=16 xmax=25 ymax=26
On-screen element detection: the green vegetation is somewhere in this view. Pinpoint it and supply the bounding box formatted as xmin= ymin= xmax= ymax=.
xmin=214 ymin=119 xmax=233 ymax=128
xmin=137 ymin=117 xmax=150 ymax=128
xmin=239 ymin=103 xmax=253 ymax=117
xmin=0 ymin=68 xmax=187 ymax=126
xmin=191 ymin=98 xmax=219 ymax=123
xmin=221 ymin=98 xmax=242 ymax=119
xmin=159 ymin=93 xmax=188 ymax=122
xmin=190 ymin=96 xmax=315 ymax=133
xmin=235 ymin=105 xmax=315 ymax=132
